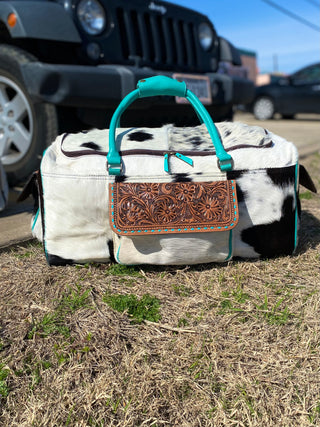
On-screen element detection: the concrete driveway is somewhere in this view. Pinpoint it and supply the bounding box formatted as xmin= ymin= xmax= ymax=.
xmin=0 ymin=113 xmax=319 ymax=249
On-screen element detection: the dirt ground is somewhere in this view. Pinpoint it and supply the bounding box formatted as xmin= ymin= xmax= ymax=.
xmin=0 ymin=153 xmax=319 ymax=427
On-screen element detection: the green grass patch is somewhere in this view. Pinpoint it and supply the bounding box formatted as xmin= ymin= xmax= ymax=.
xmin=172 ymin=283 xmax=192 ymax=297
xmin=299 ymin=191 xmax=313 ymax=200
xmin=0 ymin=363 xmax=10 ymax=399
xmin=105 ymin=264 xmax=144 ymax=278
xmin=28 ymin=312 xmax=71 ymax=339
xmin=28 ymin=285 xmax=92 ymax=339
xmin=218 ymin=285 xmax=251 ymax=315
xmin=21 ymin=356 xmax=52 ymax=391
xmin=59 ymin=286 xmax=92 ymax=314
xmin=103 ymin=292 xmax=161 ymax=323
xmin=256 ymin=294 xmax=293 ymax=325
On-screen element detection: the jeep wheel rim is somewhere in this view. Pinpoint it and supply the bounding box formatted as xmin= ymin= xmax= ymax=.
xmin=0 ymin=76 xmax=34 ymax=166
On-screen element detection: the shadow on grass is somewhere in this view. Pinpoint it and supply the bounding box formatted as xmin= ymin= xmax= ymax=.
xmin=295 ymin=210 xmax=320 ymax=254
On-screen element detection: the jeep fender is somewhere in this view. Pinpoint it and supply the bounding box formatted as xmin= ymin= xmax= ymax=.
xmin=0 ymin=1 xmax=81 ymax=42
xmin=219 ymin=37 xmax=242 ymax=66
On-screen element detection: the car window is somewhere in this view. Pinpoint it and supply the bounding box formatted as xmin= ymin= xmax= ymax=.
xmin=292 ymin=65 xmax=320 ymax=84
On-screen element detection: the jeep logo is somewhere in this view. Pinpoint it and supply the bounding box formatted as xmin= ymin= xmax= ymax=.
xmin=149 ymin=1 xmax=167 ymax=14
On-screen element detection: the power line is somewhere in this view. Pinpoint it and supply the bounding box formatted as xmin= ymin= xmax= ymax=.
xmin=261 ymin=0 xmax=320 ymax=32
xmin=302 ymin=0 xmax=320 ymax=7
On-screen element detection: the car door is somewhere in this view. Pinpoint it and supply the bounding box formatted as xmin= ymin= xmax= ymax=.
xmin=289 ymin=64 xmax=320 ymax=113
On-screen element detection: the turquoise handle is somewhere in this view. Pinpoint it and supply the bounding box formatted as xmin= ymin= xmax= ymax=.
xmin=107 ymin=76 xmax=233 ymax=175
xmin=137 ymin=76 xmax=187 ymax=97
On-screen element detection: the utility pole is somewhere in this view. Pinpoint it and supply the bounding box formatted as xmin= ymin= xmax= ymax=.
xmin=273 ymin=54 xmax=279 ymax=72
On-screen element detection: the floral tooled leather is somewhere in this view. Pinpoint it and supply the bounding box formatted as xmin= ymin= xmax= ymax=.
xmin=110 ymin=181 xmax=238 ymax=235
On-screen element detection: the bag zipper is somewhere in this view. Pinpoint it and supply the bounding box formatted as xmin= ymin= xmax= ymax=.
xmin=60 ymin=134 xmax=273 ymax=159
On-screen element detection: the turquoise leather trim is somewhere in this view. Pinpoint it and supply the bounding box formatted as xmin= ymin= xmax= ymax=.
xmin=108 ymin=167 xmax=122 ymax=176
xmin=164 ymin=152 xmax=193 ymax=173
xmin=164 ymin=153 xmax=169 ymax=173
xmin=31 ymin=208 xmax=40 ymax=231
xmin=115 ymin=242 xmax=135 ymax=266
xmin=107 ymin=76 xmax=233 ymax=175
xmin=137 ymin=75 xmax=187 ymax=97
xmin=116 ymin=244 xmax=122 ymax=264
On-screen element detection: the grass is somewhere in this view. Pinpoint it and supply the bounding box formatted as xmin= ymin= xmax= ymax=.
xmin=28 ymin=285 xmax=92 ymax=339
xmin=103 ymin=292 xmax=161 ymax=323
xmin=0 ymin=364 xmax=10 ymax=399
xmin=0 ymin=152 xmax=319 ymax=426
xmin=300 ymin=191 xmax=314 ymax=200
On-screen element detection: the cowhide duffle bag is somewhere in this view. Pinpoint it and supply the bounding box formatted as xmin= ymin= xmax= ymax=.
xmin=23 ymin=76 xmax=316 ymax=266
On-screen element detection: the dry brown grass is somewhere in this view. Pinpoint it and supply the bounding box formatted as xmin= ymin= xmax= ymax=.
xmin=0 ymin=153 xmax=319 ymax=427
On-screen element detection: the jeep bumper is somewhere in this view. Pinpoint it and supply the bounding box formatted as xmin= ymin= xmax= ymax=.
xmin=20 ymin=62 xmax=254 ymax=110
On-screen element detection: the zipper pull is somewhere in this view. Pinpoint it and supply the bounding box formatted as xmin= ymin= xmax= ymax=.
xmin=175 ymin=152 xmax=193 ymax=167
xmin=164 ymin=152 xmax=193 ymax=173
xmin=164 ymin=153 xmax=170 ymax=173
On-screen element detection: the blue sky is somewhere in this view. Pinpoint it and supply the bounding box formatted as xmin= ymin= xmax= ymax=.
xmin=174 ymin=0 xmax=320 ymax=74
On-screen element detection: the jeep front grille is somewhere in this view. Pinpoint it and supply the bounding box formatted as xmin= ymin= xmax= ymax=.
xmin=116 ymin=8 xmax=201 ymax=71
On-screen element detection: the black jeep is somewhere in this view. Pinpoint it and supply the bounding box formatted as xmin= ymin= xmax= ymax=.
xmin=0 ymin=0 xmax=254 ymax=183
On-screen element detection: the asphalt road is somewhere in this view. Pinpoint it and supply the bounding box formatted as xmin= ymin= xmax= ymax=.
xmin=0 ymin=112 xmax=319 ymax=249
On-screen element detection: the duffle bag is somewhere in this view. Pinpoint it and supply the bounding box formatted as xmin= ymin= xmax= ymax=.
xmin=22 ymin=76 xmax=316 ymax=266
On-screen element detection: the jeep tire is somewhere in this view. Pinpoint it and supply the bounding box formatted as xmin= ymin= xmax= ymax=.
xmin=0 ymin=45 xmax=58 ymax=184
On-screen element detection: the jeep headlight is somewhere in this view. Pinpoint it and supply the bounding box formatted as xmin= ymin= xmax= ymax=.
xmin=77 ymin=0 xmax=106 ymax=35
xmin=198 ymin=22 xmax=214 ymax=51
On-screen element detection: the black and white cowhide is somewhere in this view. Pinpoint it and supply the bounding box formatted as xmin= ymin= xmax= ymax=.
xmin=20 ymin=122 xmax=317 ymax=265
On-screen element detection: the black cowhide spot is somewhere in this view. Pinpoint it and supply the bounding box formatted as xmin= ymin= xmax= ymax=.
xmin=227 ymin=171 xmax=245 ymax=203
xmin=266 ymin=165 xmax=295 ymax=187
xmin=227 ymin=170 xmax=246 ymax=180
xmin=234 ymin=184 xmax=244 ymax=203
xmin=115 ymin=175 xmax=128 ymax=183
xmin=46 ymin=253 xmax=74 ymax=266
xmin=128 ymin=131 xmax=153 ymax=142
xmin=107 ymin=240 xmax=115 ymax=263
xmin=171 ymin=173 xmax=192 ymax=182
xmin=241 ymin=195 xmax=296 ymax=257
xmin=187 ymin=136 xmax=204 ymax=146
xmin=81 ymin=141 xmax=101 ymax=150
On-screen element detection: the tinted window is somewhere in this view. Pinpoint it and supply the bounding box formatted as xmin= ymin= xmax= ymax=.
xmin=292 ymin=64 xmax=320 ymax=84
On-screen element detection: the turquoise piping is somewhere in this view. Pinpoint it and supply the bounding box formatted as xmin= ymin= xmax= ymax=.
xmin=116 ymin=244 xmax=122 ymax=264
xmin=31 ymin=208 xmax=40 ymax=231
xmin=115 ymin=242 xmax=136 ymax=266
xmin=225 ymin=230 xmax=233 ymax=261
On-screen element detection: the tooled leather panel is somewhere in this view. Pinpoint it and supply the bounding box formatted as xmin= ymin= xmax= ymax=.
xmin=110 ymin=181 xmax=238 ymax=236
